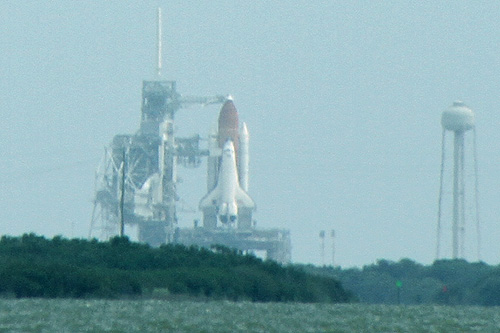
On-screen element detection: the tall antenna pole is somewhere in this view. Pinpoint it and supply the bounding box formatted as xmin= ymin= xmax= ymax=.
xmin=157 ymin=7 xmax=162 ymax=77
xmin=452 ymin=130 xmax=464 ymax=259
xmin=331 ymin=229 xmax=336 ymax=266
xmin=119 ymin=149 xmax=126 ymax=237
xmin=319 ymin=230 xmax=325 ymax=266
xmin=473 ymin=128 xmax=481 ymax=261
xmin=459 ymin=130 xmax=466 ymax=259
xmin=436 ymin=129 xmax=446 ymax=260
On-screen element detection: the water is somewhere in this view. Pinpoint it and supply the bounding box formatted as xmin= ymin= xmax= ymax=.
xmin=0 ymin=299 xmax=499 ymax=332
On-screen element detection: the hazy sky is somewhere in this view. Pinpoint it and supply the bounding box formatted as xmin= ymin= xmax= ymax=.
xmin=2 ymin=1 xmax=500 ymax=267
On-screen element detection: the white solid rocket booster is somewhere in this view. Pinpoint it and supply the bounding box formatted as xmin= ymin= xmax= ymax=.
xmin=238 ymin=122 xmax=249 ymax=192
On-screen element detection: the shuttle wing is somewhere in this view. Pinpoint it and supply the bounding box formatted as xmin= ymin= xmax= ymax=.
xmin=235 ymin=187 xmax=255 ymax=209
xmin=199 ymin=186 xmax=221 ymax=209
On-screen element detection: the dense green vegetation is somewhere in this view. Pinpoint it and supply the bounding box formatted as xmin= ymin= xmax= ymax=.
xmin=304 ymin=258 xmax=500 ymax=306
xmin=0 ymin=234 xmax=352 ymax=303
xmin=5 ymin=235 xmax=500 ymax=306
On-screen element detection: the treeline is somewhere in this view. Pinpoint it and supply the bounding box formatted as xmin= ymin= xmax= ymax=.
xmin=304 ymin=258 xmax=500 ymax=306
xmin=0 ymin=234 xmax=353 ymax=303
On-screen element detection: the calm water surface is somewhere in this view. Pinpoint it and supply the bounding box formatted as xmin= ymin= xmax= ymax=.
xmin=0 ymin=299 xmax=499 ymax=332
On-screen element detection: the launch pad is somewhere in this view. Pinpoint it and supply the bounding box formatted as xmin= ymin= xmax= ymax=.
xmin=89 ymin=79 xmax=292 ymax=263
xmin=89 ymin=9 xmax=291 ymax=263
xmin=175 ymin=227 xmax=291 ymax=264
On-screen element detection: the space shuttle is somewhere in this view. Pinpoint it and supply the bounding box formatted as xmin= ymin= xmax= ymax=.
xmin=199 ymin=140 xmax=255 ymax=223
xmin=199 ymin=98 xmax=255 ymax=228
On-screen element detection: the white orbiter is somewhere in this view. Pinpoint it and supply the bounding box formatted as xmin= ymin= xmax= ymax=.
xmin=199 ymin=140 xmax=255 ymax=223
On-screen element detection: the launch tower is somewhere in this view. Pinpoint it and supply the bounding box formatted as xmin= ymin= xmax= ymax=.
xmin=89 ymin=8 xmax=291 ymax=263
xmin=89 ymin=80 xmax=225 ymax=246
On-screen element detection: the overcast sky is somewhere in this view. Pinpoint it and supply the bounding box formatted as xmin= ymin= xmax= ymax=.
xmin=1 ymin=1 xmax=500 ymax=267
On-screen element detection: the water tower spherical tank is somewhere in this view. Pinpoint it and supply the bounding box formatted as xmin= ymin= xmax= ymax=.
xmin=441 ymin=101 xmax=475 ymax=132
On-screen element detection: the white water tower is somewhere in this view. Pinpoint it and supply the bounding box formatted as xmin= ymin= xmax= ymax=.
xmin=437 ymin=101 xmax=480 ymax=260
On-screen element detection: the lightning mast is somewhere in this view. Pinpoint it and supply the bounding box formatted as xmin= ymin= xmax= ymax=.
xmin=157 ymin=7 xmax=162 ymax=77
